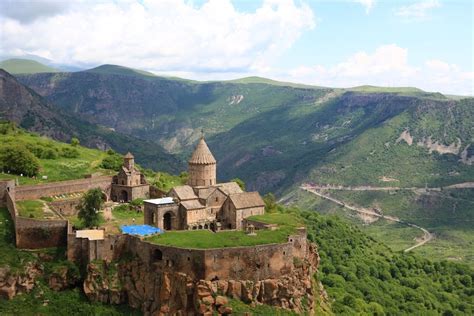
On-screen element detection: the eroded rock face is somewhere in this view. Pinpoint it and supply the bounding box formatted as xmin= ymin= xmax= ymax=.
xmin=0 ymin=262 xmax=42 ymax=300
xmin=83 ymin=243 xmax=320 ymax=315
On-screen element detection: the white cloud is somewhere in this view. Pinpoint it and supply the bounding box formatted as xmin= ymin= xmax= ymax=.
xmin=354 ymin=0 xmax=376 ymax=14
xmin=284 ymin=45 xmax=473 ymax=96
xmin=0 ymin=0 xmax=315 ymax=74
xmin=395 ymin=0 xmax=441 ymax=20
xmin=0 ymin=0 xmax=71 ymax=23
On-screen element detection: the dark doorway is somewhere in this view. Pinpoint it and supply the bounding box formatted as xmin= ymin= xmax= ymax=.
xmin=120 ymin=190 xmax=128 ymax=202
xmin=153 ymin=249 xmax=163 ymax=261
xmin=163 ymin=212 xmax=172 ymax=230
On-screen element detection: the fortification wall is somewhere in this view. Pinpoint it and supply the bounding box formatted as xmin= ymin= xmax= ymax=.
xmin=48 ymin=198 xmax=82 ymax=216
xmin=5 ymin=188 xmax=67 ymax=249
xmin=203 ymin=241 xmax=295 ymax=280
xmin=15 ymin=176 xmax=113 ymax=200
xmin=72 ymin=228 xmax=307 ymax=282
xmin=0 ymin=180 xmax=15 ymax=207
xmin=15 ymin=216 xmax=68 ymax=249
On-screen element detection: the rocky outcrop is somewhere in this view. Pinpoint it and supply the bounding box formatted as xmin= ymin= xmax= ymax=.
xmin=48 ymin=265 xmax=81 ymax=291
xmin=0 ymin=262 xmax=42 ymax=299
xmin=83 ymin=243 xmax=320 ymax=315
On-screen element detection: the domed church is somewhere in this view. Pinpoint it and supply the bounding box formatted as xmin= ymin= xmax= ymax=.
xmin=144 ymin=137 xmax=265 ymax=231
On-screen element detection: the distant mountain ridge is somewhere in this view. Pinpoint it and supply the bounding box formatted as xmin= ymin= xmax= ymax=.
xmin=0 ymin=58 xmax=59 ymax=74
xmin=0 ymin=69 xmax=183 ymax=173
xmin=13 ymin=64 xmax=473 ymax=195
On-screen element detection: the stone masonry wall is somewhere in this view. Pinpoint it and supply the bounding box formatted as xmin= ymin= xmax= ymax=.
xmin=15 ymin=176 xmax=113 ymax=200
xmin=0 ymin=180 xmax=15 ymax=207
xmin=5 ymin=189 xmax=67 ymax=249
xmin=48 ymin=198 xmax=82 ymax=216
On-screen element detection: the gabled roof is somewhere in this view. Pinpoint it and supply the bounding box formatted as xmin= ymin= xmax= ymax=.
xmin=189 ymin=137 xmax=216 ymax=165
xmin=196 ymin=187 xmax=216 ymax=200
xmin=124 ymin=152 xmax=134 ymax=159
xmin=228 ymin=192 xmax=265 ymax=209
xmin=181 ymin=199 xmax=205 ymax=210
xmin=170 ymin=185 xmax=198 ymax=201
xmin=215 ymin=182 xmax=243 ymax=195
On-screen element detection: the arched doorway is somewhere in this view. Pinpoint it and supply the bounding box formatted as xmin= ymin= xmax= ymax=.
xmin=163 ymin=212 xmax=172 ymax=230
xmin=120 ymin=190 xmax=128 ymax=202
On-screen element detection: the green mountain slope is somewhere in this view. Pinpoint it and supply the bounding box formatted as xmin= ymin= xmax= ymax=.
xmin=84 ymin=64 xmax=157 ymax=78
xmin=0 ymin=69 xmax=183 ymax=173
xmin=0 ymin=58 xmax=59 ymax=74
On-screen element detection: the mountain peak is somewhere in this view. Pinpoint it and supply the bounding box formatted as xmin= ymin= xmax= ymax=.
xmin=0 ymin=58 xmax=59 ymax=74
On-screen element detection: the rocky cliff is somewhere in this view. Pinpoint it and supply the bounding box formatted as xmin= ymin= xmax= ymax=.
xmin=83 ymin=243 xmax=320 ymax=315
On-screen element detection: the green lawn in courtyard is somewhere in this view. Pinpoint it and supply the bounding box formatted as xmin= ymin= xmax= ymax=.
xmin=16 ymin=200 xmax=45 ymax=218
xmin=146 ymin=212 xmax=303 ymax=249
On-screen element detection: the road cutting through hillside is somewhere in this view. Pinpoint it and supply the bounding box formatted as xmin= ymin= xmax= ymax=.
xmin=300 ymin=184 xmax=433 ymax=252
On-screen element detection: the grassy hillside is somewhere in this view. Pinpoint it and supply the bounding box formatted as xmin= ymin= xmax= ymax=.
xmin=0 ymin=69 xmax=183 ymax=173
xmin=0 ymin=58 xmax=58 ymax=74
xmin=84 ymin=64 xmax=157 ymax=78
xmin=0 ymin=122 xmax=113 ymax=185
xmin=299 ymin=208 xmax=474 ymax=315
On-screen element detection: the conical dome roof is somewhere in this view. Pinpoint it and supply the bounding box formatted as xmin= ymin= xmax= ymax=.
xmin=189 ymin=138 xmax=216 ymax=164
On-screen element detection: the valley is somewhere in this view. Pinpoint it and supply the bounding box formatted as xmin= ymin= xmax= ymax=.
xmin=0 ymin=59 xmax=473 ymax=313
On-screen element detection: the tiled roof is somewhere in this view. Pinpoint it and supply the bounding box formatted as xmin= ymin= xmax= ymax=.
xmin=181 ymin=199 xmax=205 ymax=210
xmin=215 ymin=182 xmax=243 ymax=195
xmin=171 ymin=185 xmax=198 ymax=200
xmin=188 ymin=138 xmax=216 ymax=164
xmin=228 ymin=192 xmax=265 ymax=209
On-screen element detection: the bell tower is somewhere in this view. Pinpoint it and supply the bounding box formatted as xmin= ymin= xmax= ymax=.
xmin=187 ymin=137 xmax=217 ymax=187
xmin=123 ymin=152 xmax=135 ymax=171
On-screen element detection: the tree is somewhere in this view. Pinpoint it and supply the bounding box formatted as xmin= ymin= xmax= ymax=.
xmin=77 ymin=188 xmax=104 ymax=228
xmin=0 ymin=144 xmax=40 ymax=176
xmin=263 ymin=193 xmax=277 ymax=212
xmin=231 ymin=178 xmax=246 ymax=190
xmin=70 ymin=137 xmax=80 ymax=147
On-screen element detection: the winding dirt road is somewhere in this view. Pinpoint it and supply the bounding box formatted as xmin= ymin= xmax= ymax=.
xmin=300 ymin=184 xmax=433 ymax=252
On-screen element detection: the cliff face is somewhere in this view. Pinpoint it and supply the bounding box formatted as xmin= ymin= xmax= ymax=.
xmin=83 ymin=243 xmax=320 ymax=315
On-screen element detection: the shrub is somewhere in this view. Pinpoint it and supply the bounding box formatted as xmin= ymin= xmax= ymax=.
xmin=61 ymin=147 xmax=80 ymax=158
xmin=70 ymin=137 xmax=80 ymax=147
xmin=0 ymin=144 xmax=40 ymax=176
xmin=100 ymin=154 xmax=123 ymax=171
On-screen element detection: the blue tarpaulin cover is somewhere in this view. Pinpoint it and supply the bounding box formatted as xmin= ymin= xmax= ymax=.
xmin=120 ymin=225 xmax=162 ymax=236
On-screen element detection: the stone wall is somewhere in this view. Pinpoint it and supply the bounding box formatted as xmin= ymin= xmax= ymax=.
xmin=83 ymin=241 xmax=319 ymax=315
xmin=48 ymin=198 xmax=82 ymax=216
xmin=15 ymin=217 xmax=68 ymax=249
xmin=0 ymin=180 xmax=15 ymax=207
xmin=70 ymin=227 xmax=308 ymax=283
xmin=4 ymin=189 xmax=67 ymax=249
xmin=15 ymin=176 xmax=113 ymax=201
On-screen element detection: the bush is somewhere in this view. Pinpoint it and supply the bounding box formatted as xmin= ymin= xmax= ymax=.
xmin=0 ymin=144 xmax=40 ymax=176
xmin=70 ymin=137 xmax=80 ymax=147
xmin=100 ymin=154 xmax=123 ymax=171
xmin=61 ymin=147 xmax=80 ymax=158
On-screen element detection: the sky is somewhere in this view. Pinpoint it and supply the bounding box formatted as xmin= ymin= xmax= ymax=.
xmin=0 ymin=0 xmax=472 ymax=95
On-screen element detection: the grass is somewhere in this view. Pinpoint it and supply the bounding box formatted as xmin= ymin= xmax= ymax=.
xmin=0 ymin=58 xmax=59 ymax=74
xmin=147 ymin=212 xmax=301 ymax=249
xmin=0 ymin=128 xmax=113 ymax=185
xmin=16 ymin=199 xmax=45 ymax=218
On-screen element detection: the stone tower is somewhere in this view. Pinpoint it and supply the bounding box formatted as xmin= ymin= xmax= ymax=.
xmin=123 ymin=152 xmax=134 ymax=171
xmin=187 ymin=137 xmax=217 ymax=187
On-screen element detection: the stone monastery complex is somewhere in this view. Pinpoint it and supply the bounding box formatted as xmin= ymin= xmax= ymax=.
xmin=0 ymin=137 xmax=317 ymax=314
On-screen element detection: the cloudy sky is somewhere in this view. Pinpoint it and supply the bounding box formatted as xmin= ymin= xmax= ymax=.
xmin=0 ymin=0 xmax=472 ymax=95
